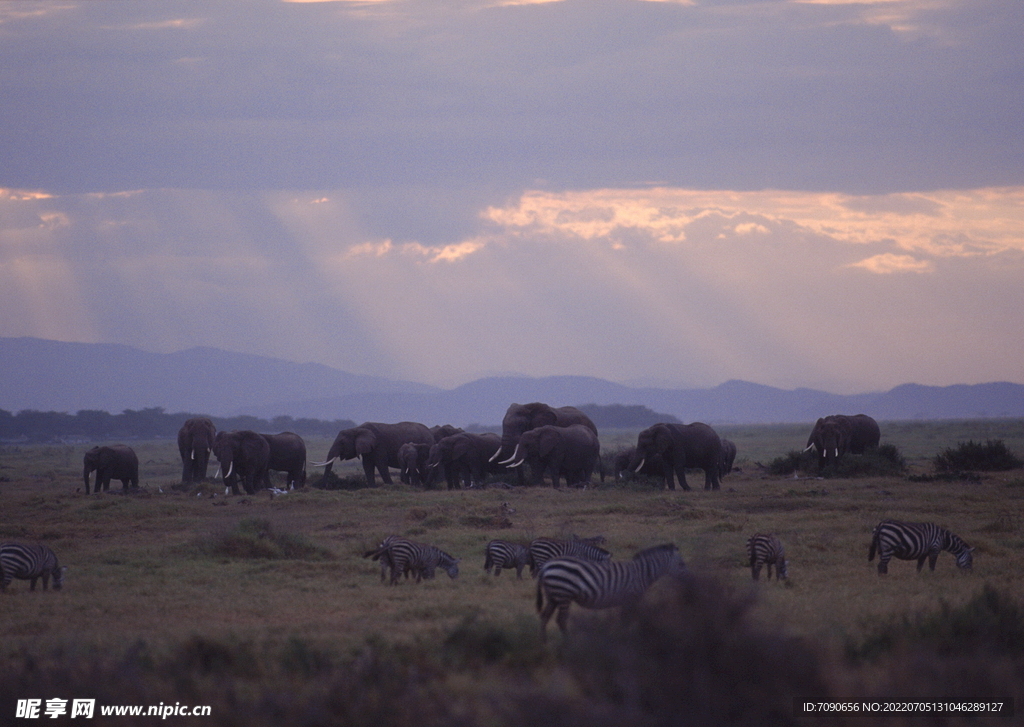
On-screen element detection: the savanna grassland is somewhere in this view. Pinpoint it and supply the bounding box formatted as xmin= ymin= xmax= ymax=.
xmin=2 ymin=420 xmax=1024 ymax=725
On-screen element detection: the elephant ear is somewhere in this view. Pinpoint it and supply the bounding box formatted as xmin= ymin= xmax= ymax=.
xmin=452 ymin=437 xmax=471 ymax=460
xmin=538 ymin=428 xmax=560 ymax=459
xmin=652 ymin=425 xmax=675 ymax=454
xmin=531 ymin=405 xmax=557 ymax=428
xmin=355 ymin=430 xmax=377 ymax=456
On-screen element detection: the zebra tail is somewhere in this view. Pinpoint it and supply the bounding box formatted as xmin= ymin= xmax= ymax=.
xmin=868 ymin=530 xmax=878 ymax=562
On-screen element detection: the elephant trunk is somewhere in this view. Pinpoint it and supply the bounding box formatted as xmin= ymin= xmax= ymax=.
xmin=82 ymin=466 xmax=92 ymax=494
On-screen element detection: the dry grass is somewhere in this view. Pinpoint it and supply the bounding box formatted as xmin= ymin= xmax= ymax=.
xmin=2 ymin=422 xmax=1023 ymax=723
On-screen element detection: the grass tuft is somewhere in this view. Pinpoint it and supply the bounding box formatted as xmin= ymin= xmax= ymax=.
xmin=199 ymin=518 xmax=335 ymax=560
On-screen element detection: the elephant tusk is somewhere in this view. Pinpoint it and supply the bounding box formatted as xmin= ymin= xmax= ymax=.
xmin=498 ymin=444 xmax=521 ymax=465
xmin=803 ymin=444 xmax=815 ymax=453
xmin=191 ymin=449 xmax=196 ymax=460
xmin=213 ymin=466 xmax=221 ymax=479
xmin=311 ymin=456 xmax=340 ymax=467
xmin=507 ymin=459 xmax=525 ymax=468
xmin=834 ymin=448 xmax=839 ymax=457
xmin=632 ymin=458 xmax=645 ymax=473
xmin=488 ymin=448 xmax=502 ymax=463
xmin=225 ymin=462 xmax=233 ymax=479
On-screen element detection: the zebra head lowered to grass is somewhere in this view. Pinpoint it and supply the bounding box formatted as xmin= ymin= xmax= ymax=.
xmin=868 ymin=519 xmax=974 ymax=575
xmin=535 ymin=543 xmax=685 ymax=642
xmin=0 ymin=543 xmax=66 ymax=592
xmin=747 ymin=533 xmax=788 ymax=581
xmin=365 ymin=535 xmax=460 ymax=585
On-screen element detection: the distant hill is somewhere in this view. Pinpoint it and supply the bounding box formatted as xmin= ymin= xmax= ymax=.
xmin=1 ymin=337 xmax=1023 ymax=425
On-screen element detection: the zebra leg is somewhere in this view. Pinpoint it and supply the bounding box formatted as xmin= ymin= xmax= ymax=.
xmin=928 ymin=551 xmax=940 ymax=571
xmin=538 ymin=602 xmax=558 ymax=643
xmin=751 ymin=564 xmax=761 ymax=580
xmin=555 ymin=604 xmax=571 ymax=634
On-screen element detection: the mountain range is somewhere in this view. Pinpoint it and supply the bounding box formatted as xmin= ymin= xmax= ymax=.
xmin=2 ymin=337 xmax=1022 ymax=426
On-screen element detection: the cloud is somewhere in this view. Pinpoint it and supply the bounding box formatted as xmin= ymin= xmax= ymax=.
xmin=847 ymin=253 xmax=934 ymax=274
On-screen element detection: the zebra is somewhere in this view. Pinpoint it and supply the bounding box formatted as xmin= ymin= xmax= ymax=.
xmin=365 ymin=536 xmax=460 ymax=585
xmin=527 ymin=537 xmax=611 ymax=577
xmin=869 ymin=519 xmax=974 ymax=575
xmin=746 ymin=533 xmax=788 ymax=581
xmin=0 ymin=543 xmax=66 ymax=591
xmin=535 ymin=543 xmax=684 ymax=642
xmin=483 ymin=540 xmax=529 ymax=578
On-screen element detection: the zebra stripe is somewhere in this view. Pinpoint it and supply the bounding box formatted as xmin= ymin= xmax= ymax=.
xmin=527 ymin=537 xmax=611 ymax=577
xmin=484 ymin=540 xmax=529 ymax=579
xmin=535 ymin=543 xmax=683 ymax=642
xmin=365 ymin=536 xmax=460 ymax=585
xmin=746 ymin=533 xmax=788 ymax=581
xmin=869 ymin=519 xmax=974 ymax=575
xmin=0 ymin=543 xmax=65 ymax=591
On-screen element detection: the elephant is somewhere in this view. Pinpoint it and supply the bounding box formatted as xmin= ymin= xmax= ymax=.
xmin=315 ymin=421 xmax=434 ymax=487
xmin=804 ymin=414 xmax=880 ymax=470
xmin=491 ymin=402 xmax=598 ymax=486
xmin=506 ymin=424 xmax=602 ymax=488
xmin=260 ymin=432 xmax=307 ymax=489
xmin=425 ymin=432 xmax=501 ymax=489
xmin=212 ymin=430 xmax=271 ymax=495
xmin=177 ymin=417 xmax=216 ymax=483
xmin=83 ymin=444 xmax=139 ymax=494
xmin=719 ymin=438 xmax=737 ymax=479
xmin=627 ymin=422 xmax=723 ymax=491
xmin=398 ymin=442 xmax=431 ymax=487
xmin=430 ymin=424 xmax=464 ymax=442
xmin=612 ymin=447 xmax=669 ymax=481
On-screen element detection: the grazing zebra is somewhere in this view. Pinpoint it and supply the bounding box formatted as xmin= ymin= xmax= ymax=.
xmin=869 ymin=519 xmax=974 ymax=575
xmin=527 ymin=537 xmax=611 ymax=577
xmin=746 ymin=533 xmax=788 ymax=581
xmin=0 ymin=543 xmax=65 ymax=592
xmin=483 ymin=540 xmax=529 ymax=578
xmin=365 ymin=536 xmax=460 ymax=585
xmin=535 ymin=543 xmax=684 ymax=642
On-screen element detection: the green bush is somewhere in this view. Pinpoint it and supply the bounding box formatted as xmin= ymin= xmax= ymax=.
xmin=934 ymin=439 xmax=1023 ymax=472
xmin=203 ymin=518 xmax=334 ymax=560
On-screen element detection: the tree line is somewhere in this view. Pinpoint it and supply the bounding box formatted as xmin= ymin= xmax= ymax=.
xmin=0 ymin=408 xmax=358 ymax=442
xmin=0 ymin=403 xmax=679 ymax=443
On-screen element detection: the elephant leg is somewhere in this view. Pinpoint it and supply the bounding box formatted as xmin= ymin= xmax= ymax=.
xmin=377 ymin=460 xmax=393 ymax=485
xmin=361 ymin=457 xmax=377 ymax=486
xmin=675 ymin=466 xmax=690 ymax=491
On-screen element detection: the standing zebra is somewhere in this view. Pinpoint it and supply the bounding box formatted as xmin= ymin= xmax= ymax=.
xmin=0 ymin=543 xmax=66 ymax=591
xmin=366 ymin=536 xmax=460 ymax=585
xmin=869 ymin=519 xmax=974 ymax=575
xmin=747 ymin=533 xmax=788 ymax=581
xmin=364 ymin=535 xmax=403 ymax=583
xmin=483 ymin=540 xmax=529 ymax=578
xmin=536 ymin=543 xmax=684 ymax=642
xmin=527 ymin=537 xmax=611 ymax=577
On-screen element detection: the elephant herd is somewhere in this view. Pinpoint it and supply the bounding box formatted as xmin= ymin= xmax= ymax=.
xmin=80 ymin=406 xmax=881 ymax=495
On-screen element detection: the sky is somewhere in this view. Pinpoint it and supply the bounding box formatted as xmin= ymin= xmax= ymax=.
xmin=1 ymin=0 xmax=1022 ymax=394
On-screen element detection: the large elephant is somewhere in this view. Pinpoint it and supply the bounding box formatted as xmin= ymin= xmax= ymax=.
xmin=491 ymin=402 xmax=598 ymax=486
xmin=83 ymin=444 xmax=139 ymax=494
xmin=426 ymin=432 xmax=501 ymax=489
xmin=315 ymin=421 xmax=434 ymax=487
xmin=804 ymin=414 xmax=880 ymax=469
xmin=177 ymin=417 xmax=216 ymax=483
xmin=719 ymin=438 xmax=737 ymax=479
xmin=398 ymin=442 xmax=431 ymax=487
xmin=213 ymin=430 xmax=271 ymax=495
xmin=628 ymin=422 xmax=723 ymax=491
xmin=506 ymin=424 xmax=602 ymax=488
xmin=260 ymin=432 xmax=307 ymax=489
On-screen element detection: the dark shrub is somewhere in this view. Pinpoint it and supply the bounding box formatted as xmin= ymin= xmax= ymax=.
xmin=934 ymin=439 xmax=1023 ymax=472
xmin=203 ymin=518 xmax=334 ymax=560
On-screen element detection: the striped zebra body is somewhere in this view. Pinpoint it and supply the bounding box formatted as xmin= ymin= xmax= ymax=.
xmin=536 ymin=543 xmax=683 ymax=641
xmin=366 ymin=536 xmax=460 ymax=585
xmin=527 ymin=537 xmax=611 ymax=577
xmin=869 ymin=519 xmax=974 ymax=575
xmin=747 ymin=533 xmax=788 ymax=581
xmin=484 ymin=540 xmax=528 ymax=578
xmin=0 ymin=543 xmax=65 ymax=591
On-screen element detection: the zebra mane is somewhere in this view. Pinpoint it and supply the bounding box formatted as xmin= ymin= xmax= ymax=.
xmin=942 ymin=528 xmax=971 ymax=552
xmin=434 ymin=547 xmax=459 ymax=565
